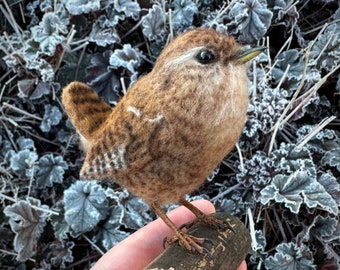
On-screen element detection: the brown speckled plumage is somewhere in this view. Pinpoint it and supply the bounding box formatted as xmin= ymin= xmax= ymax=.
xmin=62 ymin=28 xmax=264 ymax=253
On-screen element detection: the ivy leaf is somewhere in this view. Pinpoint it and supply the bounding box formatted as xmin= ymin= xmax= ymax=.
xmin=63 ymin=181 xmax=109 ymax=233
xmin=228 ymin=0 xmax=273 ymax=43
xmin=36 ymin=154 xmax=68 ymax=188
xmin=265 ymin=242 xmax=315 ymax=270
xmin=40 ymin=104 xmax=62 ymax=132
xmin=63 ymin=0 xmax=101 ymax=15
xmin=3 ymin=199 xmax=49 ymax=261
xmin=260 ymin=170 xmax=338 ymax=215
xmin=142 ymin=4 xmax=166 ymax=42
xmin=171 ymin=0 xmax=198 ymax=30
xmin=10 ymin=149 xmax=38 ymax=178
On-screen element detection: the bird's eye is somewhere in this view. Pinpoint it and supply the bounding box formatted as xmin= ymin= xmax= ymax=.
xmin=196 ymin=49 xmax=215 ymax=64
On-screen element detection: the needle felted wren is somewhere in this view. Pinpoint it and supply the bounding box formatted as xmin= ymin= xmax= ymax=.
xmin=62 ymin=28 xmax=264 ymax=253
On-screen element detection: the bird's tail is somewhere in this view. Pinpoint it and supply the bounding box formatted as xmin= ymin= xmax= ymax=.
xmin=62 ymin=82 xmax=112 ymax=144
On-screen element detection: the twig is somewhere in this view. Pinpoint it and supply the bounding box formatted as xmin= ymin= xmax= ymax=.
xmin=247 ymin=207 xmax=259 ymax=252
xmin=83 ymin=234 xmax=104 ymax=255
xmin=296 ymin=116 xmax=336 ymax=149
xmin=0 ymin=249 xmax=36 ymax=262
xmin=2 ymin=102 xmax=43 ymax=121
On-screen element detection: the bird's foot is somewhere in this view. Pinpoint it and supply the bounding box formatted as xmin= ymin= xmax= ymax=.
xmin=163 ymin=231 xmax=208 ymax=253
xmin=180 ymin=214 xmax=235 ymax=233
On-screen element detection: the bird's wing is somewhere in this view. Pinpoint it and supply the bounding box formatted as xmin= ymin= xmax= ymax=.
xmin=78 ymin=96 xmax=168 ymax=181
xmin=62 ymin=82 xmax=112 ymax=143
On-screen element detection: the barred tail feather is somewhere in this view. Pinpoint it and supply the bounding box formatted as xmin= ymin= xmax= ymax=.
xmin=62 ymin=82 xmax=112 ymax=142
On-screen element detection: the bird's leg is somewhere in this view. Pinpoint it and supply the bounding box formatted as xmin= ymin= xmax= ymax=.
xmin=179 ymin=197 xmax=235 ymax=232
xmin=151 ymin=203 xmax=206 ymax=253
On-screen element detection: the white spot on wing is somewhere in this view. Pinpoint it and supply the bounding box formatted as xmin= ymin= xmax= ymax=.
xmin=146 ymin=114 xmax=163 ymax=123
xmin=127 ymin=106 xmax=141 ymax=117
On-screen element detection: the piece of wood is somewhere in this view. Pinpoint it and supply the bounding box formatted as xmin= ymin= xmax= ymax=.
xmin=145 ymin=212 xmax=250 ymax=270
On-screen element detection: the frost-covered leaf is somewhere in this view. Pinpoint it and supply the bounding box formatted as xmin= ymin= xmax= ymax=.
xmin=10 ymin=149 xmax=38 ymax=178
xmin=17 ymin=136 xmax=35 ymax=151
xmin=120 ymin=197 xmax=152 ymax=230
xmin=321 ymin=147 xmax=340 ymax=171
xmin=260 ymin=170 xmax=338 ymax=215
xmin=63 ymin=0 xmax=101 ymax=15
xmin=36 ymin=154 xmax=68 ymax=188
xmin=95 ymin=205 xmax=130 ymax=250
xmin=219 ymin=191 xmax=246 ymax=215
xmin=296 ymin=127 xmax=339 ymax=156
xmin=113 ymin=0 xmax=140 ymax=20
xmin=142 ymin=4 xmax=166 ymax=42
xmin=308 ymin=216 xmax=337 ymax=243
xmin=30 ymin=81 xmax=53 ymax=100
xmin=318 ymin=172 xmax=340 ymax=204
xmin=31 ymin=13 xmax=66 ymax=56
xmin=25 ymin=58 xmax=55 ymax=82
xmin=3 ymin=199 xmax=49 ymax=261
xmin=57 ymin=51 xmax=90 ymax=85
xmin=109 ymin=44 xmax=141 ymax=74
xmin=309 ymin=22 xmax=340 ymax=71
xmin=265 ymin=242 xmax=315 ymax=270
xmin=50 ymin=201 xmax=70 ymax=241
xmin=40 ymin=105 xmax=62 ymax=132
xmin=50 ymin=241 xmax=74 ymax=268
xmin=89 ymin=21 xmax=121 ymax=47
xmin=228 ymin=0 xmax=273 ymax=43
xmin=272 ymin=49 xmax=305 ymax=92
xmin=171 ymin=0 xmax=198 ymax=30
xmin=63 ymin=181 xmax=109 ymax=233
xmin=17 ymin=79 xmax=36 ymax=98
xmin=109 ymin=44 xmax=142 ymax=86
xmin=271 ymin=0 xmax=299 ymax=26
xmin=85 ymin=50 xmax=121 ymax=104
xmin=236 ymin=151 xmax=274 ymax=191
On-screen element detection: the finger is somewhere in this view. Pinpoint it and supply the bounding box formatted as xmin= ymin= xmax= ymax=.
xmin=237 ymin=260 xmax=247 ymax=270
xmin=91 ymin=199 xmax=215 ymax=270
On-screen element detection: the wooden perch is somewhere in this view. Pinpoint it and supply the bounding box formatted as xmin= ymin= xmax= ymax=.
xmin=145 ymin=212 xmax=250 ymax=270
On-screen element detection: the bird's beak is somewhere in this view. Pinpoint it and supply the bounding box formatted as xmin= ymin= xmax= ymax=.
xmin=235 ymin=46 xmax=267 ymax=65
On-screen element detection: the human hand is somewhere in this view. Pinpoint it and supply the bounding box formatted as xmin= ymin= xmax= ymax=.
xmin=91 ymin=199 xmax=247 ymax=270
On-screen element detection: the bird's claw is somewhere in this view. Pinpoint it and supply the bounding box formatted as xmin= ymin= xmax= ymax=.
xmin=180 ymin=214 xmax=235 ymax=233
xmin=163 ymin=232 xmax=209 ymax=254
